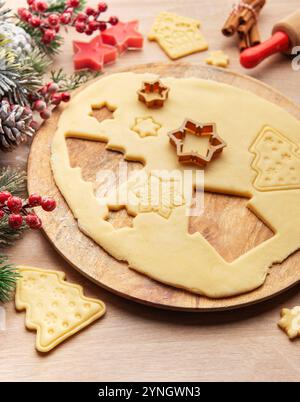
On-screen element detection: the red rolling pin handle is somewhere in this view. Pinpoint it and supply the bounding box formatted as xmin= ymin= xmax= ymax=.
xmin=240 ymin=31 xmax=290 ymax=69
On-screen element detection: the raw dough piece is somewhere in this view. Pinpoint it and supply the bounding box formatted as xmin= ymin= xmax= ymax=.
xmin=278 ymin=306 xmax=300 ymax=339
xmin=51 ymin=72 xmax=300 ymax=298
xmin=131 ymin=116 xmax=161 ymax=138
xmin=205 ymin=50 xmax=229 ymax=68
xmin=15 ymin=266 xmax=106 ymax=352
xmin=148 ymin=12 xmax=208 ymax=59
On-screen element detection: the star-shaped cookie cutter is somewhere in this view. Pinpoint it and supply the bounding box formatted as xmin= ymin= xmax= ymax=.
xmin=168 ymin=119 xmax=227 ymax=167
xmin=137 ymin=79 xmax=170 ymax=108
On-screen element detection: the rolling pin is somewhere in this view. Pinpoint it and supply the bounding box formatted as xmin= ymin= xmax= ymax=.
xmin=240 ymin=10 xmax=300 ymax=68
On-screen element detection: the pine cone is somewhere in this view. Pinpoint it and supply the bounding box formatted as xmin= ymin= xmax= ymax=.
xmin=0 ymin=99 xmax=35 ymax=152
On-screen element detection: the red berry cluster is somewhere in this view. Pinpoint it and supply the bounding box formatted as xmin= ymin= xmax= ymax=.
xmin=18 ymin=0 xmax=118 ymax=45
xmin=30 ymin=82 xmax=70 ymax=122
xmin=0 ymin=191 xmax=56 ymax=230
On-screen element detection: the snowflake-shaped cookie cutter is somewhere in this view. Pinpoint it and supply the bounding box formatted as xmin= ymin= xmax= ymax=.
xmin=168 ymin=119 xmax=226 ymax=167
xmin=137 ymin=79 xmax=170 ymax=108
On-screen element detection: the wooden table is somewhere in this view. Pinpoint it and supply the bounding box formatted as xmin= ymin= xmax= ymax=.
xmin=1 ymin=0 xmax=300 ymax=382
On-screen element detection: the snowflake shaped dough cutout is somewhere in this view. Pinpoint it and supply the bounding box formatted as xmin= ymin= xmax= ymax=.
xmin=131 ymin=116 xmax=161 ymax=138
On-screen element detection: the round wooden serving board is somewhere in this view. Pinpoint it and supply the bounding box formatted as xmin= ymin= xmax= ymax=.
xmin=28 ymin=63 xmax=300 ymax=311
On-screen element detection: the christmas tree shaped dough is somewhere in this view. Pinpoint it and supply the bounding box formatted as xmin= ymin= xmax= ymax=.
xmin=15 ymin=266 xmax=106 ymax=352
xmin=51 ymin=72 xmax=300 ymax=298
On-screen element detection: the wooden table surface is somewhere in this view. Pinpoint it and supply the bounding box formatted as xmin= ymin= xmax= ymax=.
xmin=1 ymin=0 xmax=300 ymax=382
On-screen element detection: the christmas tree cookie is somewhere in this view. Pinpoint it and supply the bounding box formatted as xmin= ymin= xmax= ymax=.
xmin=15 ymin=266 xmax=106 ymax=352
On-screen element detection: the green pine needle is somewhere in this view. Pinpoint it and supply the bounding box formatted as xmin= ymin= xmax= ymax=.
xmin=47 ymin=0 xmax=86 ymax=13
xmin=51 ymin=68 xmax=101 ymax=92
xmin=0 ymin=255 xmax=20 ymax=303
xmin=0 ymin=167 xmax=26 ymax=196
xmin=22 ymin=49 xmax=52 ymax=77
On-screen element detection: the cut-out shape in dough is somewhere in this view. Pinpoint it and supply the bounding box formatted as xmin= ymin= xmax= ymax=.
xmin=131 ymin=116 xmax=161 ymax=138
xmin=278 ymin=306 xmax=300 ymax=339
xmin=168 ymin=119 xmax=226 ymax=167
xmin=137 ymin=79 xmax=170 ymax=108
xmin=15 ymin=266 xmax=106 ymax=353
xmin=148 ymin=12 xmax=208 ymax=60
xmin=250 ymin=126 xmax=300 ymax=191
xmin=90 ymin=103 xmax=115 ymax=123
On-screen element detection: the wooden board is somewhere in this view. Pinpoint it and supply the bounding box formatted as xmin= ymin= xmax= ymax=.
xmin=28 ymin=62 xmax=300 ymax=311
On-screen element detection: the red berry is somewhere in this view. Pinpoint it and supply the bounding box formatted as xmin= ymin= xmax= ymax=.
xmin=36 ymin=1 xmax=48 ymax=12
xmin=65 ymin=7 xmax=74 ymax=14
xmin=60 ymin=13 xmax=72 ymax=24
xmin=99 ymin=22 xmax=107 ymax=31
xmin=109 ymin=16 xmax=118 ymax=25
xmin=51 ymin=93 xmax=62 ymax=105
xmin=28 ymin=193 xmax=42 ymax=207
xmin=27 ymin=0 xmax=34 ymax=5
xmin=0 ymin=191 xmax=11 ymax=204
xmin=75 ymin=21 xmax=86 ymax=33
xmin=26 ymin=214 xmax=42 ymax=229
xmin=85 ymin=29 xmax=93 ymax=35
xmin=34 ymin=100 xmax=47 ymax=112
xmin=30 ymin=120 xmax=40 ymax=131
xmin=61 ymin=92 xmax=71 ymax=102
xmin=67 ymin=0 xmax=80 ymax=7
xmin=40 ymin=109 xmax=52 ymax=120
xmin=88 ymin=20 xmax=99 ymax=32
xmin=76 ymin=12 xmax=87 ymax=22
xmin=9 ymin=214 xmax=23 ymax=229
xmin=48 ymin=14 xmax=60 ymax=27
xmin=41 ymin=197 xmax=56 ymax=212
xmin=29 ymin=16 xmax=41 ymax=27
xmin=85 ymin=7 xmax=96 ymax=16
xmin=18 ymin=8 xmax=31 ymax=22
xmin=0 ymin=210 xmax=5 ymax=219
xmin=7 ymin=196 xmax=23 ymax=213
xmin=98 ymin=2 xmax=107 ymax=12
xmin=42 ymin=29 xmax=56 ymax=44
xmin=47 ymin=82 xmax=59 ymax=94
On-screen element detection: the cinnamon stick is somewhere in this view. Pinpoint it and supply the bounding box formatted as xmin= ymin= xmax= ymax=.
xmin=222 ymin=10 xmax=240 ymax=37
xmin=239 ymin=0 xmax=266 ymax=24
xmin=238 ymin=16 xmax=256 ymax=34
xmin=249 ymin=23 xmax=261 ymax=46
xmin=239 ymin=34 xmax=250 ymax=52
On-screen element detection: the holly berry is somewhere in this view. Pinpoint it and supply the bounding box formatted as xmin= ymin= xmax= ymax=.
xmin=27 ymin=0 xmax=34 ymax=5
xmin=34 ymin=100 xmax=47 ymax=112
xmin=51 ymin=93 xmax=62 ymax=105
xmin=28 ymin=193 xmax=42 ymax=207
xmin=85 ymin=7 xmax=96 ymax=16
xmin=36 ymin=1 xmax=48 ymax=12
xmin=29 ymin=16 xmax=42 ymax=27
xmin=48 ymin=14 xmax=60 ymax=27
xmin=47 ymin=82 xmax=59 ymax=94
xmin=75 ymin=21 xmax=86 ymax=33
xmin=0 ymin=191 xmax=11 ymax=204
xmin=8 ymin=214 xmax=23 ymax=229
xmin=41 ymin=197 xmax=56 ymax=212
xmin=42 ymin=29 xmax=56 ymax=44
xmin=85 ymin=29 xmax=93 ymax=36
xmin=26 ymin=214 xmax=42 ymax=229
xmin=98 ymin=2 xmax=108 ymax=13
xmin=109 ymin=16 xmax=118 ymax=25
xmin=0 ymin=210 xmax=5 ymax=219
xmin=99 ymin=22 xmax=107 ymax=31
xmin=7 ymin=196 xmax=23 ymax=213
xmin=88 ymin=20 xmax=99 ymax=32
xmin=61 ymin=92 xmax=71 ymax=102
xmin=18 ymin=8 xmax=32 ymax=22
xmin=60 ymin=12 xmax=72 ymax=24
xmin=76 ymin=12 xmax=87 ymax=22
xmin=40 ymin=109 xmax=52 ymax=120
xmin=67 ymin=0 xmax=80 ymax=7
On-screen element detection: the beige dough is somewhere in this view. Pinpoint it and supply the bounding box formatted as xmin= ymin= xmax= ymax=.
xmin=51 ymin=72 xmax=300 ymax=298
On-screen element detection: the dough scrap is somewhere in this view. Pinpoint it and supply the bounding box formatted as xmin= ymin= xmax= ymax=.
xmin=51 ymin=72 xmax=300 ymax=298
xmin=148 ymin=12 xmax=208 ymax=60
xmin=205 ymin=50 xmax=229 ymax=68
xmin=15 ymin=266 xmax=106 ymax=352
xmin=278 ymin=306 xmax=300 ymax=339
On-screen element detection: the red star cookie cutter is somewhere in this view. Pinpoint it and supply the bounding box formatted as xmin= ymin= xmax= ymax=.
xmin=101 ymin=20 xmax=144 ymax=54
xmin=137 ymin=80 xmax=170 ymax=108
xmin=168 ymin=119 xmax=227 ymax=167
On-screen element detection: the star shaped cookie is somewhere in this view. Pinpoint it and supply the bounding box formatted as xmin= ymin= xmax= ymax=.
xmin=205 ymin=50 xmax=229 ymax=68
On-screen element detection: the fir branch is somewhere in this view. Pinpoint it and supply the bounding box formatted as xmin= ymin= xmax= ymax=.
xmin=0 ymin=216 xmax=26 ymax=248
xmin=50 ymin=68 xmax=101 ymax=92
xmin=0 ymin=167 xmax=27 ymax=196
xmin=0 ymin=47 xmax=42 ymax=105
xmin=0 ymin=255 xmax=20 ymax=303
xmin=0 ymin=1 xmax=11 ymax=22
xmin=23 ymin=49 xmax=52 ymax=77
